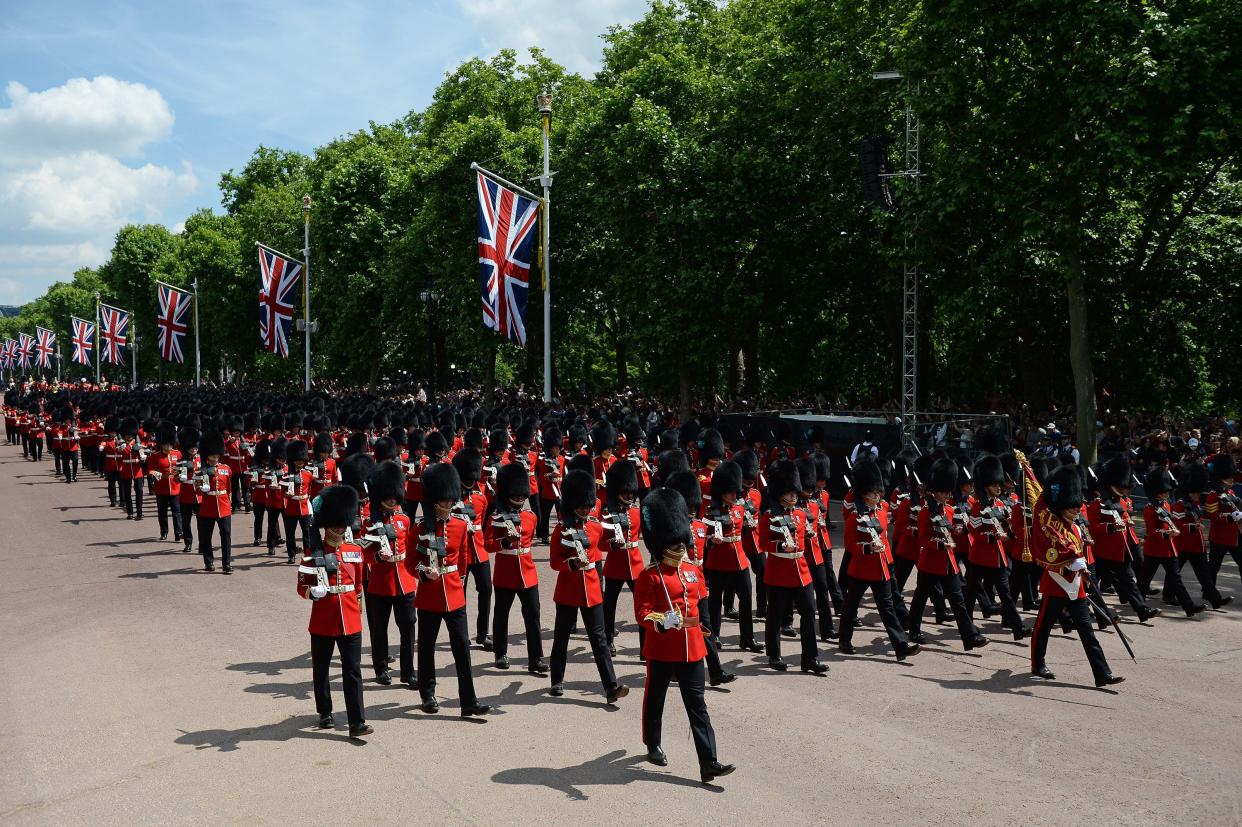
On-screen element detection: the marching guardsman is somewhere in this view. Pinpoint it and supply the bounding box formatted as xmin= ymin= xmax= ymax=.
xmin=250 ymin=439 xmax=272 ymax=547
xmin=760 ymin=460 xmax=828 ymax=674
xmin=549 ymin=468 xmax=628 ymax=703
xmin=224 ymin=416 xmax=247 ymax=511
xmin=299 ymin=484 xmax=372 ymax=737
xmin=1029 ymin=465 xmax=1123 ymax=687
xmin=308 ymin=430 xmax=338 ymax=498
xmin=55 ymin=407 xmax=80 ymax=483
xmin=402 ymin=430 xmax=427 ymax=522
xmin=634 ymin=487 xmax=736 ymax=784
xmin=483 ymin=428 xmax=509 ymax=505
xmin=534 ymin=425 xmax=565 ymax=545
xmin=811 ymin=454 xmax=845 ymax=614
xmin=837 ymin=459 xmax=919 ymax=660
xmin=1138 ymin=467 xmax=1206 ymax=617
xmin=1172 ymin=461 xmax=1231 ymax=609
xmin=732 ymin=448 xmax=767 ymax=616
xmin=622 ymin=423 xmax=653 ymax=496
xmin=281 ymin=439 xmax=315 ymax=564
xmin=591 ymin=421 xmax=618 ymax=499
xmin=117 ymin=416 xmax=146 ymax=520
xmin=412 ymin=462 xmax=491 ymax=718
xmin=664 ymin=470 xmax=735 ymax=686
xmin=486 ymin=462 xmax=546 ymax=673
xmin=906 ymin=458 xmax=989 ymax=650
xmin=964 ymin=454 xmax=1028 ymax=639
xmin=176 ymin=427 xmax=201 ymax=554
xmin=702 ymin=460 xmax=762 ymax=652
xmin=1087 ymin=454 xmax=1161 ymax=621
xmin=599 ymin=459 xmax=644 ymax=656
xmin=263 ymin=438 xmax=289 ymax=554
xmin=795 ymin=457 xmax=836 ymax=641
xmin=196 ymin=430 xmax=233 ymax=573
xmin=696 ymin=429 xmax=726 ymax=505
xmin=1205 ymin=454 xmax=1242 ymax=585
xmin=361 ymin=460 xmax=417 ymax=688
xmin=147 ymin=420 xmax=183 ymax=543
xmin=451 ymin=448 xmax=494 ymax=651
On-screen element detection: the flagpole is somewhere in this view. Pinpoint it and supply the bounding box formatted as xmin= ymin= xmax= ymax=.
xmin=192 ymin=278 xmax=201 ymax=387
xmin=56 ymin=342 xmax=61 ymax=383
xmin=94 ymin=293 xmax=101 ymax=386
xmin=537 ymin=90 xmax=554 ymax=403
xmin=302 ymin=195 xmax=312 ymax=393
xmin=131 ymin=322 xmax=138 ymax=388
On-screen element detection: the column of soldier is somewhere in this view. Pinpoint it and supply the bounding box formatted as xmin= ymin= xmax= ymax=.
xmin=4 ymin=388 xmax=1241 ymax=785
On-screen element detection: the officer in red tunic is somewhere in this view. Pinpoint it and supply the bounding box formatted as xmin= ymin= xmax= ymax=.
xmin=963 ymin=454 xmax=1028 ymax=639
xmin=196 ymin=431 xmax=233 ymax=573
xmin=600 ymin=460 xmax=644 ymax=656
xmin=634 ymin=487 xmax=735 ymax=784
xmin=361 ymin=460 xmax=417 ymax=687
xmin=1029 ymin=466 xmax=1123 ymax=687
xmin=1172 ymin=461 xmax=1232 ymax=609
xmin=838 ymin=459 xmax=919 ymax=660
xmin=412 ymin=462 xmax=491 ymax=717
xmin=549 ymin=469 xmax=628 ymax=703
xmin=299 ymin=485 xmax=372 ymax=737
xmin=794 ymin=457 xmax=836 ymax=641
xmin=175 ymin=427 xmax=201 ymax=554
xmin=147 ymin=420 xmax=183 ymax=542
xmin=761 ymin=459 xmax=828 ymax=674
xmin=1205 ymin=454 xmax=1242 ymax=586
xmin=452 ymin=448 xmax=494 ymax=651
xmin=907 ymin=457 xmax=989 ymax=650
xmin=535 ymin=425 xmax=565 ymax=544
xmin=702 ymin=460 xmax=761 ymax=652
xmin=1138 ymin=467 xmax=1206 ymax=616
xmin=487 ymin=462 xmax=545 ymax=673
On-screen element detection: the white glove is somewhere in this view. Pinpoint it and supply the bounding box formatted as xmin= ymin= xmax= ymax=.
xmin=309 ymin=584 xmax=328 ymax=599
xmin=1231 ymin=511 xmax=1242 ymax=523
xmin=1068 ymin=557 xmax=1087 ymax=572
xmin=662 ymin=610 xmax=682 ymax=630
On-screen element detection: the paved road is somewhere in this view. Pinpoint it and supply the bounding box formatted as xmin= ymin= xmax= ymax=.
xmin=2 ymin=442 xmax=1240 ymax=825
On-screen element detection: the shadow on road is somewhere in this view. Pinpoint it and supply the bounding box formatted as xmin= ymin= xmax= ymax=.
xmin=491 ymin=748 xmax=719 ymax=799
xmin=174 ymin=702 xmax=412 ymax=752
xmin=899 ymin=667 xmax=1119 ymax=707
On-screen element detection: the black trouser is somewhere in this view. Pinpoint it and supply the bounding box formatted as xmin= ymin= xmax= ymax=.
xmin=765 ymin=583 xmax=817 ymax=665
xmin=707 ymin=569 xmax=755 ymax=647
xmin=28 ymin=436 xmax=42 ymax=461
xmin=748 ymin=550 xmax=767 ymax=614
xmin=821 ymin=549 xmax=845 ymax=611
xmin=808 ymin=560 xmax=835 ymax=637
xmin=493 ymin=585 xmax=543 ymax=664
xmin=642 ymin=659 xmax=717 ymax=761
xmin=179 ymin=501 xmax=198 ymax=548
xmin=894 ymin=557 xmax=948 ymax=620
xmin=416 ymin=606 xmax=477 ymax=706
xmin=551 ymin=602 xmax=617 ymax=692
xmin=366 ymin=591 xmax=416 ymax=681
xmin=63 ymin=449 xmax=78 ymax=482
xmin=53 ymin=447 xmax=63 ymax=475
xmin=106 ymin=471 xmax=120 ymax=506
xmin=1178 ymin=553 xmax=1225 ymax=607
xmin=1209 ymin=542 xmax=1242 ymax=584
xmin=699 ymin=615 xmax=726 ymax=679
xmin=1138 ymin=555 xmax=1196 ymax=613
xmin=537 ymin=497 xmax=559 ymax=542
xmin=1031 ymin=595 xmax=1111 ymax=683
xmin=253 ymin=504 xmax=269 ymax=543
xmin=156 ymin=494 xmax=183 ymax=539
xmin=908 ymin=569 xmax=978 ymax=642
xmin=264 ymin=506 xmax=284 ymax=550
xmin=283 ymin=512 xmax=313 ymax=559
xmin=839 ymin=577 xmax=911 ymax=653
xmin=965 ymin=562 xmax=1024 ymax=634
xmin=466 ymin=560 xmax=493 ymax=641
xmin=311 ymin=632 xmax=365 ymax=727
xmin=120 ymin=477 xmax=143 ymax=518
xmin=1010 ymin=560 xmax=1042 ymax=609
xmin=1095 ymin=558 xmax=1149 ymax=614
xmin=230 ymin=472 xmax=250 ymax=511
xmin=604 ymin=575 xmax=645 ymax=651
xmin=199 ymin=514 xmax=231 ymax=568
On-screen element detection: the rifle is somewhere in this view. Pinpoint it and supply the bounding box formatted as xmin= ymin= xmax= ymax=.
xmin=559 ymin=525 xmax=593 ymax=569
xmin=416 ymin=529 xmax=448 ymax=579
xmin=362 ymin=520 xmax=400 ymax=561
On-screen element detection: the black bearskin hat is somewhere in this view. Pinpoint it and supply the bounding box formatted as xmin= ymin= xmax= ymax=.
xmin=451 ymin=447 xmax=483 ymax=488
xmin=389 ymin=427 xmax=408 ymax=448
xmin=345 ymin=432 xmax=368 ymax=457
xmin=1144 ymin=467 xmax=1174 ymax=496
xmin=287 ymin=439 xmax=309 ymax=464
xmin=371 ymin=436 xmax=397 ymax=463
xmin=605 ymin=459 xmax=639 ymax=499
xmin=1045 ymin=465 xmax=1084 ymax=513
xmin=656 ymin=449 xmax=690 ymax=483
xmin=199 ymin=430 xmax=225 ymax=459
xmin=119 ymin=416 xmax=139 ymax=439
xmin=999 ymin=452 xmax=1019 ymax=486
xmin=955 ymin=454 xmax=974 ymax=488
xmin=488 ymin=429 xmax=509 ymax=455
xmin=698 ymin=428 xmax=726 ymax=463
xmin=270 ymin=437 xmax=288 ymax=462
xmin=424 ymin=430 xmax=449 ymax=458
xmin=369 ymin=460 xmax=406 ymax=505
xmin=178 ymin=427 xmax=200 ymax=453
xmin=590 ymin=421 xmax=617 ymax=452
xmin=1208 ymin=453 xmax=1236 ymax=482
xmin=665 ymin=470 xmax=702 ymax=514
xmin=926 ymin=458 xmax=958 ymax=493
xmin=561 ymin=469 xmax=597 ymax=513
xmin=973 ymin=454 xmax=1004 ymax=499
xmin=463 ymin=427 xmax=484 ymax=451
xmin=496 ymin=462 xmax=531 ymax=504
xmin=710 ymin=460 xmax=744 ymax=499
xmin=155 ymin=419 xmax=178 ymax=447
xmin=795 ymin=457 xmax=817 ymax=492
xmin=566 ymin=453 xmax=593 ymax=476
xmin=766 ymin=459 xmax=801 ymax=500
xmin=912 ymin=454 xmax=934 ymax=487
xmin=315 ymin=485 xmax=358 ymax=529
xmin=732 ymin=448 xmax=760 ymax=482
xmin=640 ymin=487 xmax=693 ymax=555
xmin=313 ymin=431 xmax=334 ymax=455
xmin=1102 ymin=454 xmax=1133 ymax=489
xmin=515 ymin=422 xmax=536 ymax=448
xmin=339 ymin=452 xmax=375 ymax=494
xmin=852 ymin=459 xmax=885 ymax=498
xmin=421 ymin=462 xmax=461 ymax=508
xmin=1179 ymin=461 xmax=1209 ymax=496
xmin=542 ymin=425 xmax=563 ymax=452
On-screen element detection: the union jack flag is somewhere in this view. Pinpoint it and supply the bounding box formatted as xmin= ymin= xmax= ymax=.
xmin=99 ymin=304 xmax=130 ymax=366
xmin=156 ymin=282 xmax=193 ymax=364
xmin=0 ymin=339 xmax=14 ymax=369
xmin=17 ymin=332 xmax=35 ymax=370
xmin=34 ymin=327 xmax=55 ymax=369
xmin=477 ymin=171 xmax=539 ymax=346
xmin=71 ymin=317 xmax=95 ymax=365
xmin=257 ymin=243 xmax=302 ymax=357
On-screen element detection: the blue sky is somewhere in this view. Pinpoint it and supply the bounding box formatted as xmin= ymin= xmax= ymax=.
xmin=0 ymin=0 xmax=648 ymax=305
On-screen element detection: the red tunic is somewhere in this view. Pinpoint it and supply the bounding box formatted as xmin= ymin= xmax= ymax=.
xmin=362 ymin=509 xmax=417 ymax=596
xmin=535 ymin=454 xmax=565 ymax=500
xmin=1172 ymin=498 xmax=1208 ymax=554
xmin=486 ymin=509 xmax=539 ymax=590
xmin=176 ymin=455 xmax=202 ymax=506
xmin=760 ymin=509 xmax=811 ymax=588
xmin=412 ymin=517 xmax=469 ymax=612
xmin=282 ymin=468 xmax=314 ymax=517
xmin=1086 ymin=497 xmax=1137 ymax=562
xmin=298 ymin=542 xmax=365 ymax=636
xmin=1142 ymin=501 xmax=1179 ymax=559
xmin=801 ymin=499 xmax=825 ymax=566
xmin=550 ymin=519 xmax=605 ymax=606
xmin=967 ymin=498 xmax=1009 ymax=568
xmin=1030 ymin=499 xmax=1087 ymax=599
xmin=845 ymin=503 xmax=890 ymax=581
xmin=147 ymin=449 xmax=182 ymax=497
xmin=1206 ymin=491 xmax=1241 ymax=547
xmin=704 ymin=502 xmax=748 ymax=572
xmin=457 ymin=489 xmax=489 ymax=564
xmin=118 ymin=441 xmax=147 ymax=480
xmin=635 ymin=561 xmax=708 ymax=662
xmin=916 ymin=503 xmax=958 ymax=576
xmin=599 ymin=504 xmax=643 ymax=581
xmin=197 ymin=464 xmax=233 ymax=519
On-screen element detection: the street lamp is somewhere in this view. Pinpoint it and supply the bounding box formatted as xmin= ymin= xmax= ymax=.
xmin=419 ymin=277 xmax=441 ymax=413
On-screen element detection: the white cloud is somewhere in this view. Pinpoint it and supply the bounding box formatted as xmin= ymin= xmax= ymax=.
xmin=456 ymin=0 xmax=649 ymax=75
xmin=0 ymin=76 xmax=174 ymax=161
xmin=0 ymin=241 xmax=107 ymax=304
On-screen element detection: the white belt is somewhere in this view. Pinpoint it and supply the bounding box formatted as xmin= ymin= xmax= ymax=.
xmin=719 ymin=534 xmax=741 ymax=543
xmin=498 ymin=547 xmax=533 ymax=556
xmin=771 ymin=551 xmax=804 ymax=560
xmin=290 ymin=495 xmax=309 ymax=500
xmin=379 ymin=553 xmax=407 ymax=562
xmin=623 ymin=541 xmax=639 ymax=549
xmin=327 ymin=584 xmax=355 ymax=595
xmin=439 ymin=565 xmax=459 ymax=574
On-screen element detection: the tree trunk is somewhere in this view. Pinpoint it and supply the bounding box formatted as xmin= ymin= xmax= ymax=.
xmin=678 ymin=350 xmax=692 ymax=423
xmin=742 ymin=318 xmax=760 ymax=396
xmin=1063 ymin=245 xmax=1097 ymax=466
xmin=367 ymin=362 xmax=379 ymax=394
xmin=731 ymin=347 xmax=743 ymax=396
